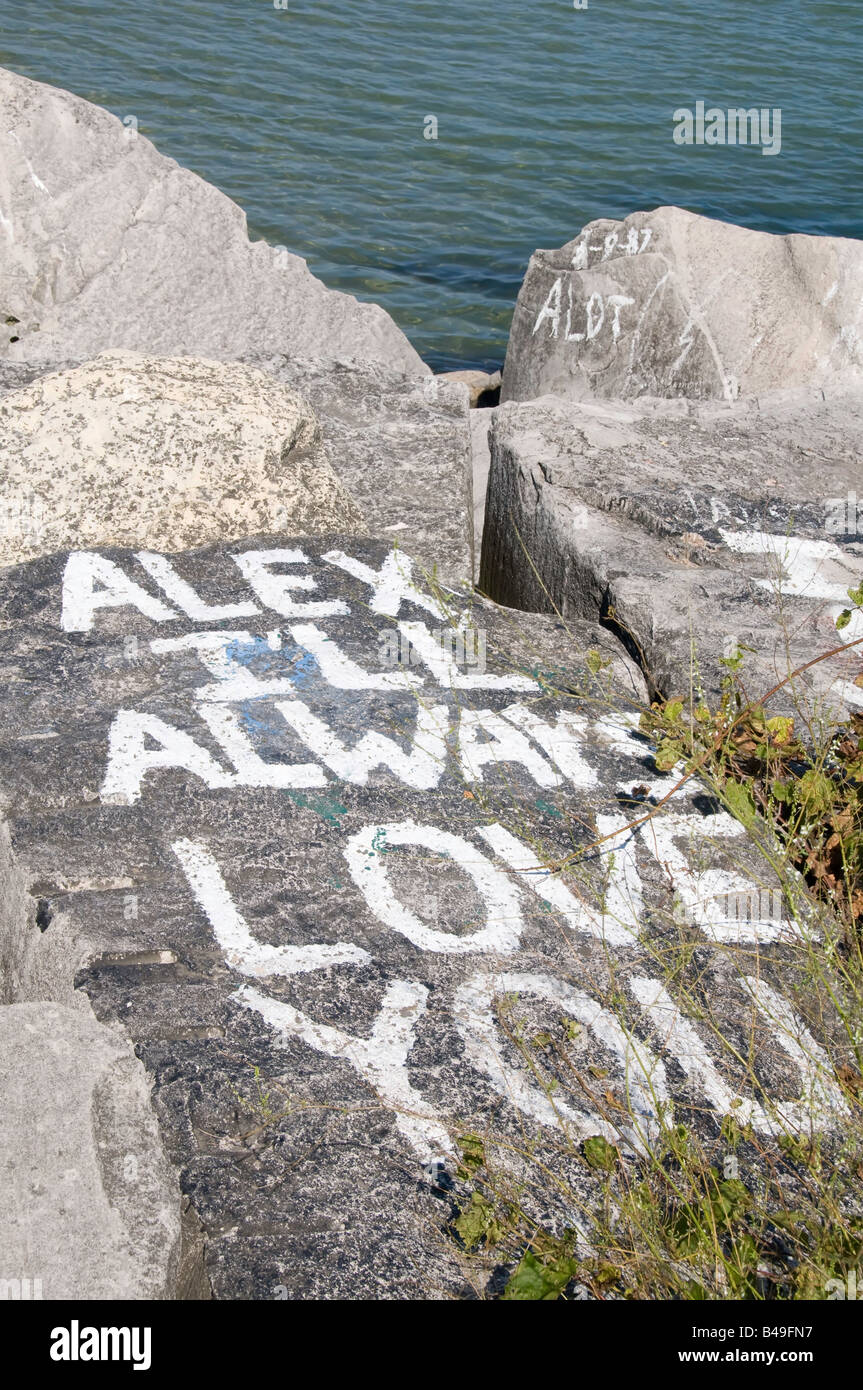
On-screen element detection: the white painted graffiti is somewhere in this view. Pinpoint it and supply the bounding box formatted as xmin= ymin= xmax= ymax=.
xmin=531 ymin=224 xmax=651 ymax=345
xmin=532 ymin=279 xmax=635 ymax=344
xmin=61 ymin=546 xmax=442 ymax=634
xmin=60 ymin=545 xmax=846 ymax=1161
xmin=720 ymin=528 xmax=863 ymax=709
xmin=570 ymin=225 xmax=653 ymax=270
xmin=171 ymin=825 xmax=846 ymax=1160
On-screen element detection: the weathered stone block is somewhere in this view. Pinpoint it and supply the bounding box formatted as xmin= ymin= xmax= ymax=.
xmin=0 ymin=67 xmax=425 ymax=374
xmin=0 ymin=353 xmax=364 ymax=569
xmin=0 ymin=535 xmax=846 ymax=1298
xmin=0 ymin=1001 xmax=180 ymax=1300
xmin=480 ymin=390 xmax=863 ymax=715
xmin=503 ymin=207 xmax=863 ymax=405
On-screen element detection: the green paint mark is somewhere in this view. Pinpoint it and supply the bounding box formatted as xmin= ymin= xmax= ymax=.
xmin=285 ymin=790 xmax=348 ymax=829
xmin=314 ymin=795 xmax=348 ymax=828
xmin=529 ymin=665 xmax=569 ymax=687
xmin=535 ymin=798 xmax=563 ymax=819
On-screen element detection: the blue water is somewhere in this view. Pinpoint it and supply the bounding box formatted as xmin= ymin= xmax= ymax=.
xmin=1 ymin=0 xmax=860 ymax=369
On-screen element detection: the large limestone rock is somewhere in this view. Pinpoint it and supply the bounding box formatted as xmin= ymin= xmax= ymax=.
xmin=502 ymin=207 xmax=863 ymax=404
xmin=480 ymin=389 xmax=863 ymax=716
xmin=0 ymin=354 xmax=476 ymax=584
xmin=0 ymin=1002 xmax=180 ymax=1299
xmin=0 ymin=534 xmax=848 ymax=1298
xmin=0 ymin=67 xmax=425 ymax=375
xmin=0 ymin=352 xmax=365 ymax=566
xmin=241 ymin=355 xmax=475 ymax=583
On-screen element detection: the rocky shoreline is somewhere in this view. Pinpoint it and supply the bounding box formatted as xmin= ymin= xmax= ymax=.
xmin=1 ymin=65 xmax=862 ymax=1301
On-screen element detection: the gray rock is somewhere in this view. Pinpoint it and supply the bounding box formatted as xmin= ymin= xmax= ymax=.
xmin=480 ymin=389 xmax=863 ymax=716
xmin=0 ymin=353 xmax=365 ymax=569
xmin=241 ymin=356 xmax=474 ymax=583
xmin=0 ymin=67 xmax=425 ymax=375
xmin=0 ymin=534 xmax=847 ymax=1299
xmin=0 ymin=1001 xmax=180 ymax=1300
xmin=502 ymin=206 xmax=863 ymax=405
xmin=437 ymin=369 xmax=502 ymax=408
xmin=0 ymin=353 xmax=476 ymax=585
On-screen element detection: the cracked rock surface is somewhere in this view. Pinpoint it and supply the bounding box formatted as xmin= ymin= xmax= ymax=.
xmin=481 ymin=389 xmax=863 ymax=715
xmin=0 ymin=535 xmax=845 ymax=1298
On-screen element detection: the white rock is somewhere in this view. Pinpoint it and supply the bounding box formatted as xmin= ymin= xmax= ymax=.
xmin=0 ymin=352 xmax=366 ymax=566
xmin=0 ymin=66 xmax=426 ymax=375
xmin=503 ymin=206 xmax=863 ymax=404
xmin=0 ymin=1001 xmax=180 ymax=1300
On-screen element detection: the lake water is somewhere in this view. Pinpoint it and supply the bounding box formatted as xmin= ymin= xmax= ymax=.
xmin=1 ymin=0 xmax=860 ymax=369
